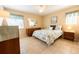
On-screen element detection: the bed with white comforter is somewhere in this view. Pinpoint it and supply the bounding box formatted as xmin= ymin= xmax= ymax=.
xmin=32 ymin=29 xmax=63 ymax=45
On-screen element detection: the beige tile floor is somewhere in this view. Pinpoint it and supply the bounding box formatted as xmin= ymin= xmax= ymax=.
xmin=20 ymin=37 xmax=79 ymax=54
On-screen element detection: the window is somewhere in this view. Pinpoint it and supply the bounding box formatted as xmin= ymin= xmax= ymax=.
xmin=65 ymin=12 xmax=78 ymax=24
xmin=0 ymin=17 xmax=3 ymax=26
xmin=7 ymin=14 xmax=24 ymax=29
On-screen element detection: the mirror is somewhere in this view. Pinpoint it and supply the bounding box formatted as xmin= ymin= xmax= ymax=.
xmin=28 ymin=18 xmax=37 ymax=27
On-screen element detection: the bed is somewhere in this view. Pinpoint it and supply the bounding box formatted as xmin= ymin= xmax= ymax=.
xmin=32 ymin=25 xmax=63 ymax=45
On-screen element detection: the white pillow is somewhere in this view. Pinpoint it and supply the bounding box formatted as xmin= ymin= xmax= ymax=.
xmin=48 ymin=26 xmax=53 ymax=30
xmin=49 ymin=27 xmax=53 ymax=30
xmin=55 ymin=25 xmax=62 ymax=30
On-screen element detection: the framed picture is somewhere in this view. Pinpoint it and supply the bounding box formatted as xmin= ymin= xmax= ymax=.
xmin=51 ymin=16 xmax=57 ymax=25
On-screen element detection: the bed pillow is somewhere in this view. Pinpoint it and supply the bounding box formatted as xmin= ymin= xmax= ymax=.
xmin=48 ymin=26 xmax=53 ymax=30
xmin=55 ymin=25 xmax=62 ymax=30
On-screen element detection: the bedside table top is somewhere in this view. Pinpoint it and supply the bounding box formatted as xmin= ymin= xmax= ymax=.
xmin=63 ymin=31 xmax=75 ymax=33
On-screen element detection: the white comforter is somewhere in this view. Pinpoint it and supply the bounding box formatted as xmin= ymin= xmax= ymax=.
xmin=32 ymin=29 xmax=63 ymax=45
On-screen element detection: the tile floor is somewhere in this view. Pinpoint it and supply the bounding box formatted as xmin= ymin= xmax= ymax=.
xmin=20 ymin=37 xmax=79 ymax=54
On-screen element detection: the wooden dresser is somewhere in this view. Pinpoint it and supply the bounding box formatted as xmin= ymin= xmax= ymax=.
xmin=0 ymin=37 xmax=20 ymax=54
xmin=26 ymin=28 xmax=41 ymax=36
xmin=0 ymin=26 xmax=20 ymax=54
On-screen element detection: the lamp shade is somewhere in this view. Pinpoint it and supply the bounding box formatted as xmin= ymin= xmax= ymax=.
xmin=0 ymin=10 xmax=9 ymax=17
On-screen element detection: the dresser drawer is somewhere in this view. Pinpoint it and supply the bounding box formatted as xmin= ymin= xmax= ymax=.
xmin=64 ymin=32 xmax=74 ymax=36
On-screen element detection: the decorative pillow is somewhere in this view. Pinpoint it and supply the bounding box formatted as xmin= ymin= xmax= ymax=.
xmin=47 ymin=26 xmax=53 ymax=30
xmin=49 ymin=27 xmax=53 ymax=30
xmin=55 ymin=25 xmax=62 ymax=30
xmin=50 ymin=25 xmax=56 ymax=30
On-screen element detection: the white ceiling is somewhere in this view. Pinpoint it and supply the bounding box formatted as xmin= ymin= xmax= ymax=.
xmin=3 ymin=5 xmax=70 ymax=16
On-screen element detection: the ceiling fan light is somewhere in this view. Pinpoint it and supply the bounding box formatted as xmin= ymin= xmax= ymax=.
xmin=39 ymin=9 xmax=43 ymax=13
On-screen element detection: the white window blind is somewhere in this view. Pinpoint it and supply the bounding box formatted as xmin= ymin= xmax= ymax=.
xmin=66 ymin=12 xmax=78 ymax=24
xmin=7 ymin=14 xmax=24 ymax=29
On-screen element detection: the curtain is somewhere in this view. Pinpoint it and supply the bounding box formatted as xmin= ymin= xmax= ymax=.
xmin=6 ymin=14 xmax=24 ymax=29
xmin=0 ymin=17 xmax=3 ymax=26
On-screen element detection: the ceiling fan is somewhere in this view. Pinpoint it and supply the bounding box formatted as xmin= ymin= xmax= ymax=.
xmin=34 ymin=5 xmax=47 ymax=13
xmin=39 ymin=5 xmax=47 ymax=13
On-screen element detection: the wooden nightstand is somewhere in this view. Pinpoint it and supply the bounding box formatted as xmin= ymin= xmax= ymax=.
xmin=63 ymin=32 xmax=75 ymax=41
